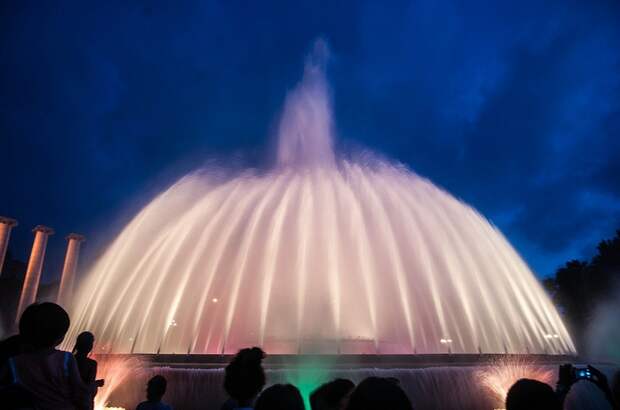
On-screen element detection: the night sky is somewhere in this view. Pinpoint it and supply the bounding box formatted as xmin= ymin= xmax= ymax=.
xmin=1 ymin=1 xmax=619 ymax=283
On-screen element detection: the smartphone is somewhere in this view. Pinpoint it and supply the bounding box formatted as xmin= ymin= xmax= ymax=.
xmin=574 ymin=367 xmax=592 ymax=380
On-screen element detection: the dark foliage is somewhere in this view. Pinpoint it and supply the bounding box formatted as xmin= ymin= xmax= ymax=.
xmin=544 ymin=230 xmax=620 ymax=350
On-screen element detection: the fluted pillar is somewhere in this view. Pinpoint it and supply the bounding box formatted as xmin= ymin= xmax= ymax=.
xmin=56 ymin=233 xmax=85 ymax=308
xmin=0 ymin=216 xmax=18 ymax=275
xmin=16 ymin=225 xmax=54 ymax=322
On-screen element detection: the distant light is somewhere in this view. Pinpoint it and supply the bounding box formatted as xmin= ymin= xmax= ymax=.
xmin=440 ymin=338 xmax=453 ymax=344
xmin=212 ymin=298 xmax=219 ymax=303
xmin=544 ymin=333 xmax=560 ymax=340
xmin=169 ymin=319 xmax=177 ymax=327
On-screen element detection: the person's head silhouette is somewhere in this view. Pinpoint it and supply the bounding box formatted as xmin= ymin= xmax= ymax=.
xmin=18 ymin=303 xmax=40 ymax=337
xmin=146 ymin=375 xmax=167 ymax=402
xmin=223 ymin=347 xmax=266 ymax=406
xmin=346 ymin=377 xmax=412 ymax=410
xmin=21 ymin=302 xmax=70 ymax=349
xmin=255 ymin=383 xmax=305 ymax=410
xmin=506 ymin=379 xmax=560 ymax=410
xmin=311 ymin=378 xmax=355 ymax=410
xmin=73 ymin=331 xmax=94 ymax=356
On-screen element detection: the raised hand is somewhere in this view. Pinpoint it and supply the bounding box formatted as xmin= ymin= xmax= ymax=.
xmin=558 ymin=364 xmax=577 ymax=389
xmin=587 ymin=365 xmax=618 ymax=410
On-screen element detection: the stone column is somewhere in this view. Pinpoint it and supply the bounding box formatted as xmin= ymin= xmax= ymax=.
xmin=0 ymin=216 xmax=18 ymax=275
xmin=56 ymin=233 xmax=85 ymax=308
xmin=16 ymin=225 xmax=54 ymax=322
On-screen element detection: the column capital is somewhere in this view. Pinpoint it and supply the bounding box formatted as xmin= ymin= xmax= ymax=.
xmin=66 ymin=233 xmax=86 ymax=242
xmin=32 ymin=225 xmax=54 ymax=235
xmin=0 ymin=216 xmax=18 ymax=227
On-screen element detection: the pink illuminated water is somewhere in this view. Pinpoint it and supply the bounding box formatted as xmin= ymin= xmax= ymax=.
xmin=65 ymin=41 xmax=574 ymax=356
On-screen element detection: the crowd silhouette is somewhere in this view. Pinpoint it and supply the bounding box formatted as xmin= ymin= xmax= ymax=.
xmin=0 ymin=302 xmax=619 ymax=409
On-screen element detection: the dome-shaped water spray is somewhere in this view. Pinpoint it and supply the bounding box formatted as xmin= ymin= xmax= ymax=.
xmin=67 ymin=42 xmax=575 ymax=355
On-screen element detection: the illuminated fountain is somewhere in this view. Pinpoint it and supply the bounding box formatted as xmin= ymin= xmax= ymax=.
xmin=65 ymin=41 xmax=574 ymax=357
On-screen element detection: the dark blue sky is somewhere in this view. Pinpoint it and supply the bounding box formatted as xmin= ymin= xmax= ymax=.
xmin=1 ymin=0 xmax=619 ymax=282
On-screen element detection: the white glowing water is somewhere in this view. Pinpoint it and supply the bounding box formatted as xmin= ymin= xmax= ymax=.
xmin=66 ymin=42 xmax=575 ymax=355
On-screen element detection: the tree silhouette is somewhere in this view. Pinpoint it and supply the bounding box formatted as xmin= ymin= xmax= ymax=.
xmin=544 ymin=230 xmax=620 ymax=351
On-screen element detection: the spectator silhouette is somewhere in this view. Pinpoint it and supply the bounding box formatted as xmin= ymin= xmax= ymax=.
xmin=221 ymin=347 xmax=266 ymax=410
xmin=346 ymin=377 xmax=412 ymax=410
xmin=73 ymin=331 xmax=104 ymax=397
xmin=0 ymin=303 xmax=40 ymax=408
xmin=310 ymin=378 xmax=354 ymax=410
xmin=0 ymin=302 xmax=91 ymax=410
xmin=506 ymin=378 xmax=560 ymax=410
xmin=255 ymin=383 xmax=305 ymax=410
xmin=136 ymin=375 xmax=172 ymax=410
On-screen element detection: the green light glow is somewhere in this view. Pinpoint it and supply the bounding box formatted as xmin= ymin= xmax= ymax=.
xmin=283 ymin=357 xmax=333 ymax=408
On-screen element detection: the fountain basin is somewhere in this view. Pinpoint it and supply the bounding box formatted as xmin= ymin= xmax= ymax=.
xmin=95 ymin=354 xmax=615 ymax=410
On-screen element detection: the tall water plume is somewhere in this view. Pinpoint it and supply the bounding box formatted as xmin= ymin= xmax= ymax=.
xmin=66 ymin=40 xmax=575 ymax=355
xmin=277 ymin=39 xmax=335 ymax=168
